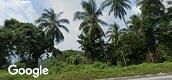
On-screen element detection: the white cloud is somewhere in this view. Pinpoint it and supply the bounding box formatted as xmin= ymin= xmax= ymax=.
xmin=0 ymin=0 xmax=38 ymax=25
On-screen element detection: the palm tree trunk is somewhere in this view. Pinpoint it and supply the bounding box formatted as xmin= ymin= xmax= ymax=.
xmin=122 ymin=16 xmax=129 ymax=28
xmin=121 ymin=51 xmax=127 ymax=66
xmin=101 ymin=39 xmax=108 ymax=62
xmin=150 ymin=47 xmax=158 ymax=63
xmin=149 ymin=52 xmax=155 ymax=63
xmin=87 ymin=50 xmax=93 ymax=64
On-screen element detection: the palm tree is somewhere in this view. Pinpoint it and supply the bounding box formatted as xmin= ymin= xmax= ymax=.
xmin=36 ymin=9 xmax=70 ymax=45
xmin=74 ymin=0 xmax=108 ymax=38
xmin=106 ymin=22 xmax=127 ymax=66
xmin=127 ymin=15 xmax=141 ymax=32
xmin=77 ymin=33 xmax=93 ymax=63
xmin=74 ymin=0 xmax=108 ymax=63
xmin=106 ymin=22 xmax=120 ymax=47
xmin=102 ymin=0 xmax=131 ymax=28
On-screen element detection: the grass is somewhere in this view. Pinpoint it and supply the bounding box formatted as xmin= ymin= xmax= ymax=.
xmin=0 ymin=62 xmax=172 ymax=80
xmin=57 ymin=62 xmax=172 ymax=80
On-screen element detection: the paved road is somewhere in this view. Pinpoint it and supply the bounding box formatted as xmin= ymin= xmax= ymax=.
xmin=99 ymin=74 xmax=172 ymax=80
xmin=129 ymin=75 xmax=172 ymax=80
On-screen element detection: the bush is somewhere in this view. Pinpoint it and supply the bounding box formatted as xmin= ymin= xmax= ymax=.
xmin=25 ymin=59 xmax=38 ymax=68
xmin=66 ymin=54 xmax=85 ymax=65
xmin=92 ymin=62 xmax=109 ymax=69
xmin=15 ymin=62 xmax=26 ymax=68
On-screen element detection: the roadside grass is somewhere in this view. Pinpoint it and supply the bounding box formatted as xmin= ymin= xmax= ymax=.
xmin=0 ymin=62 xmax=172 ymax=80
xmin=57 ymin=62 xmax=172 ymax=80
xmin=0 ymin=70 xmax=9 ymax=78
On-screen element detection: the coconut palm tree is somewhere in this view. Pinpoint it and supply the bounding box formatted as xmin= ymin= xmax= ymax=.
xmin=36 ymin=9 xmax=70 ymax=45
xmin=106 ymin=22 xmax=128 ymax=66
xmin=127 ymin=15 xmax=141 ymax=32
xmin=74 ymin=0 xmax=108 ymax=38
xmin=102 ymin=0 xmax=131 ymax=28
xmin=74 ymin=0 xmax=108 ymax=63
xmin=106 ymin=22 xmax=120 ymax=47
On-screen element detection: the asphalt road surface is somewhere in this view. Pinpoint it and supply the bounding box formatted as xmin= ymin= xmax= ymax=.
xmin=99 ymin=74 xmax=172 ymax=80
xmin=129 ymin=75 xmax=172 ymax=80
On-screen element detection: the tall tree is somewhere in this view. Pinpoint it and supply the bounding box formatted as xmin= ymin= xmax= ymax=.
xmin=106 ymin=22 xmax=127 ymax=65
xmin=102 ymin=0 xmax=131 ymax=28
xmin=74 ymin=0 xmax=108 ymax=63
xmin=36 ymin=9 xmax=70 ymax=46
xmin=137 ymin=0 xmax=165 ymax=62
xmin=0 ymin=19 xmax=53 ymax=67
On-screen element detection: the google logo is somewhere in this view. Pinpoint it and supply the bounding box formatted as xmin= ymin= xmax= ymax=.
xmin=8 ymin=65 xmax=48 ymax=78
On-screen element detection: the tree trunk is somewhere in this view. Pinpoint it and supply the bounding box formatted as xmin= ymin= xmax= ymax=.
xmin=149 ymin=52 xmax=155 ymax=63
xmin=100 ymin=39 xmax=108 ymax=62
xmin=122 ymin=16 xmax=129 ymax=28
xmin=86 ymin=50 xmax=93 ymax=64
xmin=150 ymin=47 xmax=158 ymax=63
xmin=121 ymin=51 xmax=127 ymax=66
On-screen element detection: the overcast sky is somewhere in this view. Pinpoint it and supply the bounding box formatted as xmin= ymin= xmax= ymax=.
xmin=0 ymin=0 xmax=143 ymax=50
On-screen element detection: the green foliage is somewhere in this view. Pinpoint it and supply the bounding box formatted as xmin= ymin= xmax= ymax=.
xmin=36 ymin=9 xmax=70 ymax=45
xmin=41 ymin=50 xmax=85 ymax=68
xmin=0 ymin=19 xmax=54 ymax=68
xmin=0 ymin=27 xmax=12 ymax=68
xmin=92 ymin=62 xmax=109 ymax=69
xmin=25 ymin=59 xmax=38 ymax=68
xmin=57 ymin=62 xmax=172 ymax=80
xmin=15 ymin=62 xmax=26 ymax=68
xmin=136 ymin=0 xmax=167 ymax=63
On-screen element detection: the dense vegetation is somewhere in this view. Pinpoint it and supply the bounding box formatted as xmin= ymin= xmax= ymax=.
xmin=0 ymin=0 xmax=171 ymax=79
xmin=1 ymin=53 xmax=172 ymax=80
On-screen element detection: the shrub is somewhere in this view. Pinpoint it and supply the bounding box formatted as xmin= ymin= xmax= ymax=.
xmin=15 ymin=62 xmax=26 ymax=68
xmin=92 ymin=62 xmax=109 ymax=69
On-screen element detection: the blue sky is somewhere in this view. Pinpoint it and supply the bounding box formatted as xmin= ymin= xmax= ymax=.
xmin=0 ymin=0 xmax=142 ymax=50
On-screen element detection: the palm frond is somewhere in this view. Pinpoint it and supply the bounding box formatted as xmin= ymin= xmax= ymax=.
xmin=101 ymin=0 xmax=112 ymax=10
xmin=98 ymin=19 xmax=109 ymax=26
xmin=79 ymin=20 xmax=90 ymax=30
xmin=89 ymin=0 xmax=97 ymax=13
xmin=96 ymin=8 xmax=103 ymax=16
xmin=58 ymin=25 xmax=69 ymax=33
xmin=55 ymin=28 xmax=64 ymax=43
xmin=122 ymin=2 xmax=131 ymax=9
xmin=44 ymin=9 xmax=52 ymax=15
xmin=41 ymin=12 xmax=51 ymax=19
xmin=73 ymin=11 xmax=87 ymax=21
xmin=58 ymin=19 xmax=70 ymax=24
xmin=136 ymin=0 xmax=144 ymax=7
xmin=81 ymin=1 xmax=91 ymax=14
xmin=56 ymin=12 xmax=64 ymax=20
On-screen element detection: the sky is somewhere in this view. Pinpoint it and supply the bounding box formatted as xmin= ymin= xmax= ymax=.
xmin=0 ymin=0 xmax=150 ymax=51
